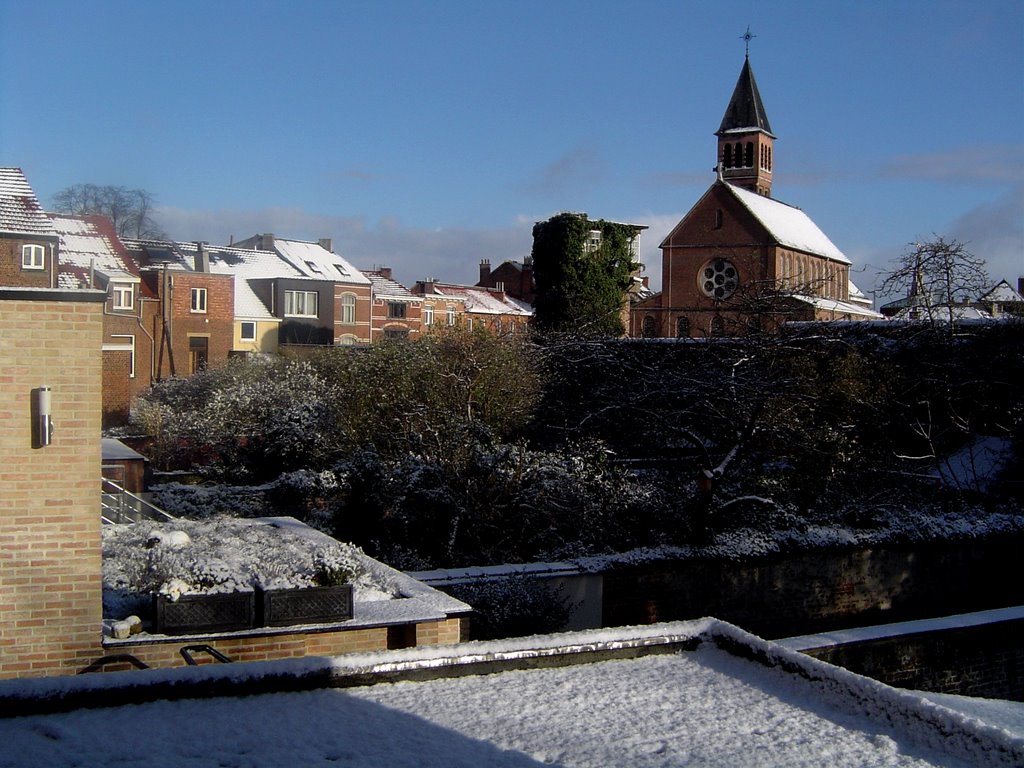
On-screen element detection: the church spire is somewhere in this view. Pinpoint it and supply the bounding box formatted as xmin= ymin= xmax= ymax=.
xmin=715 ymin=33 xmax=775 ymax=197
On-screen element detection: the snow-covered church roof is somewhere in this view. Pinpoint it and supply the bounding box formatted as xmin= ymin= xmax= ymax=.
xmin=726 ymin=182 xmax=850 ymax=264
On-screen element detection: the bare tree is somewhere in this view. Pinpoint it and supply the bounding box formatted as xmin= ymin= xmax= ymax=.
xmin=878 ymin=236 xmax=988 ymax=327
xmin=51 ymin=183 xmax=166 ymax=239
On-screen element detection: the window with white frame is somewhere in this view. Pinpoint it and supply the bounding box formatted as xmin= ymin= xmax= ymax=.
xmin=284 ymin=289 xmax=318 ymax=317
xmin=423 ymin=305 xmax=434 ymax=326
xmin=191 ymin=287 xmax=208 ymax=313
xmin=446 ymin=305 xmax=456 ymax=326
xmin=585 ymin=230 xmax=602 ymax=253
xmin=21 ymin=244 xmax=45 ymax=270
xmin=240 ymin=321 xmax=256 ymax=341
xmin=112 ymin=282 xmax=135 ymax=311
xmin=108 ymin=334 xmax=136 ymax=378
xmin=341 ymin=293 xmax=356 ymax=324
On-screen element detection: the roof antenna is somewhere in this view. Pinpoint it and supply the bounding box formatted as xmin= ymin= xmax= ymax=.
xmin=741 ymin=25 xmax=756 ymax=58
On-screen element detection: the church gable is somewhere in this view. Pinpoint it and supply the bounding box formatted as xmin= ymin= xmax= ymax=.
xmin=661 ymin=182 xmax=772 ymax=250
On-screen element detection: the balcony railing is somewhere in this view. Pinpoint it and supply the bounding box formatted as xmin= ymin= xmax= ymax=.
xmin=101 ymin=478 xmax=175 ymax=525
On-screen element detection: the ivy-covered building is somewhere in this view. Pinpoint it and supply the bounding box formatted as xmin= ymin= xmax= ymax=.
xmin=531 ymin=212 xmax=647 ymax=336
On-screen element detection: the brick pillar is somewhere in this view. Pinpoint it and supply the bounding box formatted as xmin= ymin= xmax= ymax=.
xmin=0 ymin=291 xmax=105 ymax=678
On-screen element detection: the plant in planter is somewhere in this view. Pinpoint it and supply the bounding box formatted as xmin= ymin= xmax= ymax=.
xmin=256 ymin=552 xmax=355 ymax=627
xmin=103 ymin=516 xmax=384 ymax=635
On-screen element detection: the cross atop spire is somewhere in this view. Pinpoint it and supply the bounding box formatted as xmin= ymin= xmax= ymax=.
xmin=741 ymin=26 xmax=756 ymax=57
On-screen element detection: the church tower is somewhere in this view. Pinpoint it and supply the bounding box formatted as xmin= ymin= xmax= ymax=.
xmin=716 ymin=53 xmax=775 ymax=197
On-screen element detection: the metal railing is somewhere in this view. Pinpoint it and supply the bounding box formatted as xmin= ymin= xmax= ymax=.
xmin=101 ymin=478 xmax=175 ymax=524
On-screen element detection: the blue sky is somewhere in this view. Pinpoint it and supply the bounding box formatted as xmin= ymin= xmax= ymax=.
xmin=2 ymin=0 xmax=1021 ymax=300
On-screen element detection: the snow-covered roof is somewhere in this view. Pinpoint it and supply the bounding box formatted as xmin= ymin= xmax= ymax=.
xmin=791 ymin=294 xmax=884 ymax=319
xmin=363 ymin=270 xmax=417 ymax=301
xmin=726 ymin=183 xmax=850 ymax=264
xmin=101 ymin=438 xmax=147 ymax=463
xmin=428 ymin=283 xmax=533 ymax=316
xmin=49 ymin=214 xmax=140 ymax=288
xmin=892 ymin=304 xmax=993 ymax=322
xmin=273 ymin=238 xmax=370 ymax=286
xmin=0 ymin=167 xmax=55 ymax=236
xmin=979 ymin=280 xmax=1024 ymax=304
xmin=2 ymin=619 xmax=1020 ymax=765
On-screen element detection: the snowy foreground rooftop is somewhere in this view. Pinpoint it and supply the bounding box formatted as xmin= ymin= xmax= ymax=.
xmin=1 ymin=620 xmax=1021 ymax=767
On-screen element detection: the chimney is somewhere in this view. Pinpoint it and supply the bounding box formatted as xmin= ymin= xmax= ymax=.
xmin=318 ymin=238 xmax=333 ymax=253
xmin=495 ymin=281 xmax=505 ymax=294
xmin=258 ymin=233 xmax=275 ymax=251
xmin=479 ymin=259 xmax=491 ymax=284
xmin=378 ymin=266 xmax=392 ymax=280
xmin=421 ymin=279 xmax=435 ymax=294
xmin=1018 ymin=277 xmax=1024 ymax=296
xmin=194 ymin=242 xmax=210 ymax=273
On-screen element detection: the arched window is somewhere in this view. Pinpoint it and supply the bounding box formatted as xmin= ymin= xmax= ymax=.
xmin=723 ymin=144 xmax=733 ymax=169
xmin=710 ymin=315 xmax=726 ymax=337
xmin=768 ymin=146 xmax=772 ymax=171
xmin=642 ymin=316 xmax=656 ymax=338
xmin=340 ymin=293 xmax=357 ymax=324
xmin=744 ymin=142 xmax=754 ymax=167
xmin=676 ymin=316 xmax=690 ymax=338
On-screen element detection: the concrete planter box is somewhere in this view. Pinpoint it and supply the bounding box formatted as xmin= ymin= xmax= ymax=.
xmin=153 ymin=591 xmax=256 ymax=635
xmin=256 ymin=584 xmax=353 ymax=627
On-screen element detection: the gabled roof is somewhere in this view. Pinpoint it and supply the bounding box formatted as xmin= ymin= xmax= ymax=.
xmin=717 ymin=57 xmax=774 ymax=137
xmin=362 ymin=270 xmax=417 ymax=301
xmin=426 ymin=282 xmax=532 ymax=317
xmin=0 ymin=168 xmax=55 ymax=236
xmin=49 ymin=213 xmax=140 ymax=289
xmin=659 ymin=181 xmax=850 ymax=265
xmin=272 ymin=238 xmax=370 ymax=286
xmin=979 ymin=279 xmax=1024 ymax=303
xmin=726 ymin=183 xmax=850 ymax=264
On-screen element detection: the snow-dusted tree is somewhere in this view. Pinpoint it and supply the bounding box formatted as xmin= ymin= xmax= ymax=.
xmin=52 ymin=183 xmax=166 ymax=239
xmin=878 ymin=236 xmax=988 ymax=330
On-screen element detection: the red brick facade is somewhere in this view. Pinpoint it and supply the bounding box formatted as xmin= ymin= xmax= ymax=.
xmin=0 ymin=234 xmax=58 ymax=289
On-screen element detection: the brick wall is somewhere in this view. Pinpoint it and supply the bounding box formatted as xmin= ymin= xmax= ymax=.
xmin=98 ymin=617 xmax=466 ymax=672
xmin=802 ymin=619 xmax=1024 ymax=701
xmin=0 ymin=235 xmax=57 ymax=289
xmin=0 ymin=290 xmax=106 ymax=678
xmin=602 ymin=535 xmax=1024 ymax=639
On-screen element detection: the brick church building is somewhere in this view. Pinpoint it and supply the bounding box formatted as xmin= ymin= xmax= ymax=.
xmin=631 ymin=53 xmax=878 ymax=338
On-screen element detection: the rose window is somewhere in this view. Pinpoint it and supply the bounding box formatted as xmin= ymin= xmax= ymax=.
xmin=699 ymin=258 xmax=738 ymax=300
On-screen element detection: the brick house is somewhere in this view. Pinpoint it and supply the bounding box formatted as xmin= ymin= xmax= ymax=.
xmin=121 ymin=241 xmax=236 ymax=378
xmin=410 ymin=279 xmax=532 ymax=335
xmin=630 ymin=55 xmax=879 ymax=338
xmin=362 ymin=267 xmax=423 ymax=340
xmin=232 ymin=234 xmax=372 ymax=346
xmin=477 ymin=257 xmax=536 ymax=306
xmin=0 ymin=168 xmax=60 ymax=290
xmin=48 ymin=214 xmax=156 ymax=426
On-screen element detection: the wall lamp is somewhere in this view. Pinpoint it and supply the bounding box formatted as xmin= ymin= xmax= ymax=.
xmin=31 ymin=386 xmax=54 ymax=449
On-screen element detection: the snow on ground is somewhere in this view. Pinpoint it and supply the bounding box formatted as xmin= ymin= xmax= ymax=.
xmin=0 ymin=640 xmax=1015 ymax=767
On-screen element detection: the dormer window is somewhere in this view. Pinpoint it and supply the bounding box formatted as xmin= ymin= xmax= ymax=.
xmin=112 ymin=282 xmax=135 ymax=311
xmin=21 ymin=244 xmax=45 ymax=270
